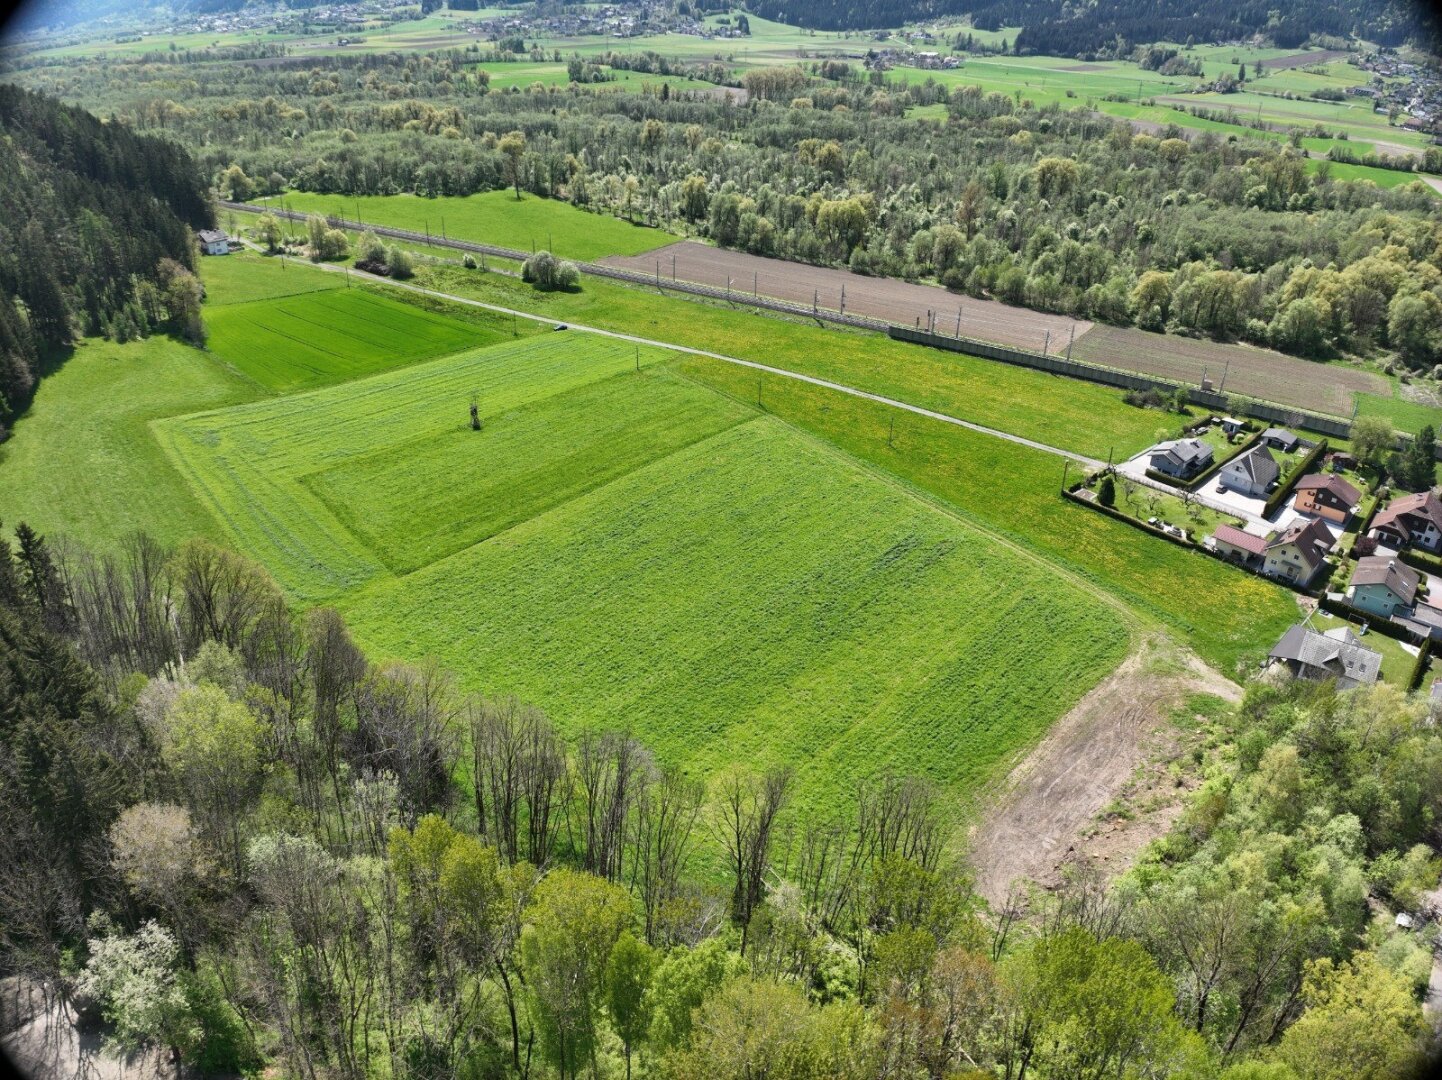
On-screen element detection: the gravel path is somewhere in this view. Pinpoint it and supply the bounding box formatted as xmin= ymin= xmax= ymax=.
xmin=261 ymin=245 xmax=1107 ymax=470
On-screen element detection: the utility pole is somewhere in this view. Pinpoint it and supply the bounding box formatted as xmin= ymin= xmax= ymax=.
xmin=754 ymin=271 xmax=758 ymax=298
xmin=955 ymin=308 xmax=962 ymax=337
xmin=888 ymin=414 xmax=895 ymax=446
xmin=656 ymin=259 xmax=660 ymax=285
xmin=636 ymin=346 xmax=640 ymax=371
xmin=840 ymin=283 xmax=846 ymax=315
xmin=1043 ymin=329 xmax=1051 ymax=356
xmin=1060 ymin=458 xmax=1070 ymax=493
xmin=672 ymin=253 xmax=677 ymax=281
xmin=814 ymin=288 xmax=819 ymax=314
xmin=757 ymin=373 xmax=763 ymax=407
xmin=1065 ymin=321 xmax=1075 ymax=360
xmin=441 ymin=216 xmax=446 ymax=241
xmin=727 ymin=276 xmax=732 ymax=301
xmin=1219 ymin=358 xmax=1230 ymax=392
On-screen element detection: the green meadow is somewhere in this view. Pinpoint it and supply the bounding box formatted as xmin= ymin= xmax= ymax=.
xmin=343 ymin=418 xmax=1131 ymax=816
xmin=205 ymin=287 xmax=495 ymax=392
xmin=258 ymin=190 xmax=678 ymax=261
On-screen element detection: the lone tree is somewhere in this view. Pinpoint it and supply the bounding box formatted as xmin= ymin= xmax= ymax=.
xmin=1098 ymin=475 xmax=1116 ymax=508
xmin=499 ymin=130 xmax=527 ymax=199
xmin=470 ymin=394 xmax=481 ymax=431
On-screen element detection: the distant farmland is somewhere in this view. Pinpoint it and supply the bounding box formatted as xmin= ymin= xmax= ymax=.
xmin=262 ymin=190 xmax=678 ymax=262
xmin=1072 ymin=324 xmax=1390 ymax=417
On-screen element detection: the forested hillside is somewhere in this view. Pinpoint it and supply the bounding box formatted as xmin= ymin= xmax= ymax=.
xmin=0 ymin=86 xmax=212 ymax=438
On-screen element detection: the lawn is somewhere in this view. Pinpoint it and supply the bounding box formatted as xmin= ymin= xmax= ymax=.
xmin=1354 ymin=388 xmax=1442 ymax=434
xmin=413 ymin=263 xmax=1165 ymax=460
xmin=154 ymin=333 xmax=683 ymax=601
xmin=199 ymin=250 xmax=345 ymax=306
xmin=258 ymin=190 xmax=678 ymax=261
xmin=342 ymin=418 xmax=1132 ymax=818
xmin=0 ymin=336 xmax=259 ymax=550
xmin=672 ymin=353 xmax=1300 ymax=673
xmin=204 ymin=286 xmax=503 ymax=392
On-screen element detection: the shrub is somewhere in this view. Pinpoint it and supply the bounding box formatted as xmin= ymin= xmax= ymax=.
xmin=387 ymin=246 xmax=414 ymax=280
xmin=523 ymin=251 xmax=581 ymax=291
xmin=1098 ymin=475 xmax=1116 ymax=507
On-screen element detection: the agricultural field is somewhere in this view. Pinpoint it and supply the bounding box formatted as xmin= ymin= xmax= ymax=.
xmin=258 ymin=190 xmax=678 ymax=262
xmin=204 ymin=285 xmax=504 ymax=392
xmin=199 ymin=249 xmax=345 ymax=307
xmin=412 ymin=262 xmax=1164 ymax=459
xmin=601 ymin=240 xmax=1091 ymax=353
xmin=672 ymin=352 xmax=1301 ymax=674
xmin=0 ymin=335 xmax=259 ymax=550
xmin=154 ymin=333 xmax=679 ymax=600
xmin=343 ymin=418 xmax=1132 ymax=817
xmin=1071 ymin=324 xmax=1390 ymax=418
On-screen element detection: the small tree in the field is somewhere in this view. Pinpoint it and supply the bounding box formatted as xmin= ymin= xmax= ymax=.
xmin=1098 ymin=475 xmax=1116 ymax=507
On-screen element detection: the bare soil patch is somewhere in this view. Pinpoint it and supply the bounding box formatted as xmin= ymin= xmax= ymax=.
xmin=1259 ymin=49 xmax=1350 ymax=70
xmin=966 ymin=635 xmax=1240 ymax=907
xmin=1072 ymin=324 xmax=1388 ymax=416
xmin=600 ymin=241 xmax=1091 ymax=353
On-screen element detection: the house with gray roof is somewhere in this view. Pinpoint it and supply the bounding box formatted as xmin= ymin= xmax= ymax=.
xmin=1260 ymin=428 xmax=1301 ymax=453
xmin=1148 ymin=438 xmax=1213 ymax=480
xmin=1219 ymin=445 xmax=1280 ymax=498
xmin=1348 ymin=556 xmax=1421 ymax=618
xmin=1262 ymin=517 xmax=1335 ymax=586
xmin=1267 ymin=623 xmax=1382 ymax=690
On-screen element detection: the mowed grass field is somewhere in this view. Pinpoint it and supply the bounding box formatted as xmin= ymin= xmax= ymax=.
xmin=258 ymin=190 xmax=678 ymax=261
xmin=343 ymin=418 xmax=1131 ymax=815
xmin=0 ymin=336 xmax=259 ymax=550
xmin=674 ymin=355 xmax=1300 ymax=674
xmin=154 ymin=333 xmax=680 ymax=600
xmin=204 ymin=286 xmax=498 ymax=392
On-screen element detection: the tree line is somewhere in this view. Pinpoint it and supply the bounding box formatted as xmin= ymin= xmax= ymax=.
xmin=16 ymin=52 xmax=1442 ymax=376
xmin=4 ymin=519 xmax=1442 ymax=1079
xmin=0 ymin=86 xmax=213 ymax=439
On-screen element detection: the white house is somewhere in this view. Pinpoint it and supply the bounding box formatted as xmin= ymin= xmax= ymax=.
xmin=1218 ymin=445 xmax=1280 ymax=498
xmin=197 ymin=229 xmax=230 ymax=256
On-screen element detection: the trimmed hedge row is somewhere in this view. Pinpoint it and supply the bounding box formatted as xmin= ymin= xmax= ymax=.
xmin=1318 ymin=595 xmax=1429 ymax=645
xmin=1399 ymin=547 xmax=1442 ymax=578
xmin=1261 ymin=438 xmax=1329 ymax=519
xmin=1408 ymin=640 xmax=1435 ymax=693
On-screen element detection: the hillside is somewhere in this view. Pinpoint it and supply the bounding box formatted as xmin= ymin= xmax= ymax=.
xmin=0 ymin=85 xmax=212 ymax=437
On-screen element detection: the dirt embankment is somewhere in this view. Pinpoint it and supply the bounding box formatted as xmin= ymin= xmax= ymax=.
xmin=966 ymin=635 xmax=1241 ymax=907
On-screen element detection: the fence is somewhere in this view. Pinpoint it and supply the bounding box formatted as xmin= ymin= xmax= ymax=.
xmin=221 ymin=200 xmax=1434 ymax=456
xmin=889 ymin=325 xmax=1357 ymax=440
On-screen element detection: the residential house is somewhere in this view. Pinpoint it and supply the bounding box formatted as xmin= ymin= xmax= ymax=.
xmin=1399 ymin=601 xmax=1442 ymax=643
xmin=1259 ymin=428 xmax=1300 ymax=453
xmin=197 ymin=229 xmax=230 ymax=255
xmin=1262 ymin=517 xmax=1335 ymax=585
xmin=1211 ymin=524 xmax=1267 ymax=565
xmin=1267 ymin=623 xmax=1382 ymax=690
xmin=1369 ymin=490 xmax=1442 ymax=554
xmin=1348 ymin=555 xmax=1421 ymax=618
xmin=1293 ymin=474 xmax=1362 ymax=525
xmin=1148 ymin=438 xmax=1213 ymax=480
xmin=1219 ymin=445 xmax=1280 ymax=498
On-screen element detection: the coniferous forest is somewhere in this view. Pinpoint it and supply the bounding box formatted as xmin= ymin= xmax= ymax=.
xmin=0 ymin=86 xmax=213 ymax=438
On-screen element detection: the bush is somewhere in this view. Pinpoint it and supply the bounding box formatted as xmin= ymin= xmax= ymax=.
xmin=522 ymin=250 xmax=580 ymax=291
xmin=387 ymin=246 xmax=414 ymax=280
xmin=1098 ymin=475 xmax=1116 ymax=507
xmin=462 ymin=253 xmax=478 ymax=269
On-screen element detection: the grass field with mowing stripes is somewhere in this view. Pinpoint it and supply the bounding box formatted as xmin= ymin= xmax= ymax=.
xmin=673 ymin=354 xmax=1299 ymax=674
xmin=154 ymin=334 xmax=682 ymax=600
xmin=204 ymin=287 xmax=497 ymax=392
xmin=342 ymin=418 xmax=1131 ymax=819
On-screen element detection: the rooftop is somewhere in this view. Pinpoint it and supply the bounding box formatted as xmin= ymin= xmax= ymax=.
xmin=1350 ymin=555 xmax=1421 ymax=603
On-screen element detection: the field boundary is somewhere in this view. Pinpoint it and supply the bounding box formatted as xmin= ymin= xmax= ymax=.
xmin=888 ymin=325 xmax=1358 ymax=438
xmin=223 ymin=201 xmax=1395 ymax=436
